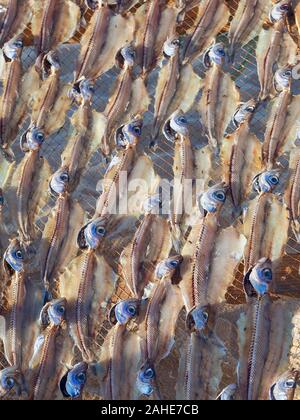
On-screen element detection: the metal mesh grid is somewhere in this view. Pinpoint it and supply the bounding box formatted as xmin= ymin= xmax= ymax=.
xmin=1 ymin=0 xmax=300 ymax=399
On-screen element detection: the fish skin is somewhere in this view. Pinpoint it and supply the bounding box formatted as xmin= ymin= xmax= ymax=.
xmin=35 ymin=0 xmax=57 ymax=71
xmin=285 ymin=152 xmax=300 ymax=241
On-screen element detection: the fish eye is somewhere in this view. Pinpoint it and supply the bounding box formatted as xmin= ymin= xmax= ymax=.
xmin=213 ymin=190 xmax=226 ymax=202
xmin=217 ymin=48 xmax=225 ymax=56
xmin=127 ymin=305 xmax=136 ymax=316
xmin=285 ymin=379 xmax=295 ymax=388
xmin=60 ymin=173 xmax=69 ymax=182
xmin=169 ymin=259 xmax=179 ymax=268
xmin=262 ymin=268 xmax=272 ymax=280
xmin=284 ymin=70 xmax=292 ymax=77
xmin=144 ymin=368 xmax=154 ymax=379
xmin=280 ymin=4 xmax=289 ymax=11
xmin=178 ymin=116 xmax=187 ymax=124
xmin=133 ymin=126 xmax=141 ymax=135
xmin=14 ymin=40 xmax=23 ymax=48
xmin=15 ymin=250 xmax=23 ymax=259
xmin=35 ymin=131 xmax=44 ymax=142
xmin=5 ymin=377 xmax=15 ymax=389
xmin=96 ymin=226 xmax=106 ymax=236
xmin=202 ymin=311 xmax=209 ymax=320
xmin=246 ymin=106 xmax=255 ymax=113
xmin=57 ymin=305 xmax=65 ymax=314
xmin=269 ymin=175 xmax=279 ymax=185
xmin=172 ymin=39 xmax=180 ymax=46
xmin=76 ymin=372 xmax=86 ymax=383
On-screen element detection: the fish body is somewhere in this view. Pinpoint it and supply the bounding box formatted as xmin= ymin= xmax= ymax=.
xmin=35 ymin=0 xmax=57 ymax=70
xmin=75 ymin=2 xmax=111 ymax=82
xmin=151 ymin=36 xmax=180 ymax=143
xmin=0 ymin=38 xmax=23 ymax=157
xmin=0 ymin=0 xmax=17 ymax=47
xmin=286 ymin=153 xmax=300 ymax=241
xmin=141 ymin=0 xmax=161 ymax=76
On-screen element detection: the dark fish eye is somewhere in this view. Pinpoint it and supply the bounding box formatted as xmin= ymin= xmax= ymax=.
xmin=262 ymin=268 xmax=272 ymax=280
xmin=76 ymin=372 xmax=86 ymax=383
xmin=280 ymin=4 xmax=289 ymax=11
xmin=60 ymin=173 xmax=69 ymax=182
xmin=246 ymin=106 xmax=255 ymax=113
xmin=15 ymin=250 xmax=23 ymax=259
xmin=285 ymin=379 xmax=295 ymax=388
xmin=35 ymin=131 xmax=44 ymax=142
xmin=144 ymin=368 xmax=154 ymax=379
xmin=203 ymin=311 xmax=209 ymax=320
xmin=269 ymin=175 xmax=279 ymax=185
xmin=213 ymin=191 xmax=226 ymax=202
xmin=133 ymin=126 xmax=141 ymax=135
xmin=127 ymin=305 xmax=136 ymax=316
xmin=217 ymin=48 xmax=225 ymax=56
xmin=169 ymin=260 xmax=179 ymax=268
xmin=284 ymin=70 xmax=292 ymax=77
xmin=178 ymin=116 xmax=187 ymax=124
xmin=5 ymin=377 xmax=15 ymax=389
xmin=172 ymin=39 xmax=180 ymax=46
xmin=58 ymin=305 xmax=65 ymax=314
xmin=96 ymin=226 xmax=106 ymax=236
xmin=14 ymin=40 xmax=23 ymax=48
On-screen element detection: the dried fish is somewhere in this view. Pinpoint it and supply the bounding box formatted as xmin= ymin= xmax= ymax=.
xmin=32 ymin=0 xmax=80 ymax=74
xmin=0 ymin=37 xmax=23 ymax=160
xmin=61 ymin=362 xmax=88 ymax=399
xmin=0 ymin=0 xmax=31 ymax=47
xmin=30 ymin=298 xmax=67 ymax=400
xmin=151 ymin=35 xmax=180 ymax=145
xmin=199 ymin=43 xmax=240 ymax=153
xmin=99 ymin=44 xmax=136 ymax=155
xmin=183 ymin=0 xmax=229 ymax=63
xmin=121 ymin=194 xmax=161 ymax=298
xmin=269 ymin=370 xmax=299 ymax=400
xmin=0 ymin=239 xmax=28 ymax=368
xmin=262 ymin=66 xmax=293 ymax=168
xmin=243 ymin=171 xmax=288 ymax=273
xmin=16 ymin=127 xmax=45 ymax=242
xmin=221 ymin=99 xmax=261 ymax=208
xmin=180 ymin=183 xmax=228 ymax=334
xmin=256 ymin=1 xmax=296 ymax=100
xmin=136 ymin=255 xmax=183 ymax=398
xmin=238 ymin=259 xmax=273 ymax=400
xmin=163 ymin=109 xmax=194 ymax=251
xmin=95 ymin=116 xmax=142 ymax=216
xmin=59 ymin=217 xmax=116 ymax=361
xmin=228 ymin=0 xmax=266 ymax=61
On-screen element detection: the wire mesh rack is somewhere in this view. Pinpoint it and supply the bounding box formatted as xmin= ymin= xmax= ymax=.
xmin=1 ymin=0 xmax=300 ymax=399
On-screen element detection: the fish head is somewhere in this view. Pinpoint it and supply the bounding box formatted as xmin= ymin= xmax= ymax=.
xmin=79 ymin=78 xmax=95 ymax=102
xmin=163 ymin=35 xmax=180 ymax=58
xmin=274 ymin=65 xmax=293 ymax=92
xmin=186 ymin=305 xmax=209 ymax=334
xmin=61 ymin=362 xmax=88 ymax=399
xmin=203 ymin=42 xmax=226 ymax=68
xmin=47 ymin=298 xmax=67 ymax=326
xmin=0 ymin=367 xmax=22 ymax=399
xmin=117 ymin=44 xmax=135 ymax=68
xmin=136 ymin=361 xmax=156 ymax=396
xmin=3 ymin=239 xmax=26 ymax=274
xmin=155 ymin=255 xmax=183 ymax=280
xmin=115 ymin=116 xmax=143 ymax=147
xmin=49 ymin=167 xmax=70 ymax=195
xmin=3 ymin=37 xmax=23 ymax=60
xmin=232 ymin=100 xmax=256 ymax=128
xmin=109 ymin=298 xmax=141 ymax=325
xmin=77 ymin=217 xmax=107 ymax=250
xmin=244 ymin=258 xmax=272 ymax=298
xmin=270 ymin=1 xmax=290 ymax=22
xmin=163 ymin=109 xmax=189 ymax=142
xmin=143 ymin=193 xmax=161 ymax=213
xmin=20 ymin=126 xmax=45 ymax=152
xmin=252 ymin=170 xmax=280 ymax=194
xmin=199 ymin=182 xmax=227 ymax=215
xmin=269 ymin=370 xmax=299 ymax=400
